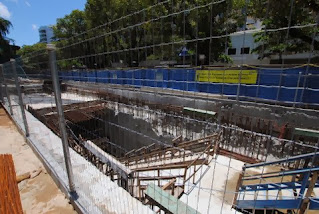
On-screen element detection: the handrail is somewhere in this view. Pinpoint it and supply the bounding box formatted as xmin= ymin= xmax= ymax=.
xmin=242 ymin=167 xmax=319 ymax=181
xmin=244 ymin=152 xmax=319 ymax=169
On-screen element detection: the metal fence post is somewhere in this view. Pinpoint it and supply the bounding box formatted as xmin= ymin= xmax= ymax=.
xmin=0 ymin=65 xmax=4 ymax=103
xmin=293 ymin=72 xmax=302 ymax=108
xmin=236 ymin=68 xmax=242 ymax=101
xmin=255 ymin=70 xmax=261 ymax=102
xmin=11 ymin=59 xmax=30 ymax=137
xmin=0 ymin=64 xmax=14 ymax=115
xmin=221 ymin=70 xmax=225 ymax=97
xmin=47 ymin=44 xmax=76 ymax=193
xmin=276 ymin=72 xmax=283 ymax=104
xmin=300 ymin=73 xmax=311 ymax=106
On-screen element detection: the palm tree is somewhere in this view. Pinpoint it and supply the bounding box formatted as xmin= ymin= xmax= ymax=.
xmin=0 ymin=17 xmax=12 ymax=40
xmin=0 ymin=17 xmax=14 ymax=63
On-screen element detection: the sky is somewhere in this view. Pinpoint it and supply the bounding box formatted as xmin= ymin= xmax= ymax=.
xmin=0 ymin=0 xmax=86 ymax=46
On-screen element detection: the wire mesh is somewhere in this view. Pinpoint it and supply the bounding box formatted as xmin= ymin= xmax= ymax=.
xmin=1 ymin=0 xmax=319 ymax=213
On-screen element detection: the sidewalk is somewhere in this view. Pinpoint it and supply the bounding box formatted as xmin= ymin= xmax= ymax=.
xmin=0 ymin=106 xmax=76 ymax=214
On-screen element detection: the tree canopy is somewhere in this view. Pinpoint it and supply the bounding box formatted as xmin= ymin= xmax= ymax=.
xmin=0 ymin=17 xmax=17 ymax=64
xmin=0 ymin=17 xmax=12 ymax=39
xmin=251 ymin=0 xmax=319 ymax=62
xmin=17 ymin=0 xmax=319 ymax=69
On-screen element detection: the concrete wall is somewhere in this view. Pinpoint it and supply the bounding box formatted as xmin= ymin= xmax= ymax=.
xmin=67 ymin=82 xmax=319 ymax=130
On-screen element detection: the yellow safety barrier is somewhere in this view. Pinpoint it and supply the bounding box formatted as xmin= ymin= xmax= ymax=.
xmin=196 ymin=70 xmax=258 ymax=84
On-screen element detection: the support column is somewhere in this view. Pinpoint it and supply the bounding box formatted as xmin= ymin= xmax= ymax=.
xmin=11 ymin=59 xmax=29 ymax=136
xmin=0 ymin=64 xmax=13 ymax=115
xmin=47 ymin=44 xmax=76 ymax=193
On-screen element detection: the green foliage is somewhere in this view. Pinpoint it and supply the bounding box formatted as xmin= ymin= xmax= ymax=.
xmin=0 ymin=17 xmax=12 ymax=39
xmin=57 ymin=59 xmax=83 ymax=70
xmin=17 ymin=43 xmax=48 ymax=70
xmin=18 ymin=0 xmax=245 ymax=68
xmin=218 ymin=54 xmax=233 ymax=64
xmin=53 ymin=10 xmax=87 ymax=39
xmin=252 ymin=0 xmax=319 ymax=61
xmin=17 ymin=0 xmax=319 ymax=68
xmin=0 ymin=17 xmax=15 ymax=63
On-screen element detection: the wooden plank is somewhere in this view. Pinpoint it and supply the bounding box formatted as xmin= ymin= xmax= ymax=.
xmin=145 ymin=183 xmax=200 ymax=214
xmin=177 ymin=134 xmax=217 ymax=147
xmin=217 ymin=148 xmax=260 ymax=164
xmin=0 ymin=154 xmax=23 ymax=214
xmin=132 ymin=159 xmax=209 ymax=172
xmin=162 ymin=179 xmax=177 ymax=190
xmin=122 ymin=147 xmax=183 ymax=164
xmin=232 ymin=172 xmax=243 ymax=208
xmin=138 ymin=176 xmax=181 ymax=181
xmin=183 ymin=107 xmax=216 ymax=116
xmin=172 ymin=136 xmax=182 ymax=144
xmin=299 ymin=171 xmax=319 ymax=214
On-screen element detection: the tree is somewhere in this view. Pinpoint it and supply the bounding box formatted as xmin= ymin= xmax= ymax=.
xmin=17 ymin=0 xmax=252 ymax=67
xmin=53 ymin=10 xmax=87 ymax=40
xmin=0 ymin=17 xmax=12 ymax=38
xmin=52 ymin=10 xmax=88 ymax=69
xmin=83 ymin=0 xmax=239 ymax=66
xmin=17 ymin=43 xmax=48 ymax=71
xmin=252 ymin=0 xmax=319 ymax=62
xmin=0 ymin=17 xmax=15 ymax=63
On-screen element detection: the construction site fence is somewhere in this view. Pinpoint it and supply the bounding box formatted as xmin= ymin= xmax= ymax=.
xmin=2 ymin=58 xmax=319 ymax=214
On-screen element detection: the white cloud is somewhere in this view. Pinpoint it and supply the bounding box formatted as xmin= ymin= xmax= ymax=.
xmin=25 ymin=1 xmax=30 ymax=7
xmin=0 ymin=2 xmax=11 ymax=19
xmin=32 ymin=24 xmax=38 ymax=31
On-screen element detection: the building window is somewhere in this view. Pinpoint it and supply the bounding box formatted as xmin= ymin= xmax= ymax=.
xmin=241 ymin=47 xmax=250 ymax=54
xmin=228 ymin=48 xmax=236 ymax=55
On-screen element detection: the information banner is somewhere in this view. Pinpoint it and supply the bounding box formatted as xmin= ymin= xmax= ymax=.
xmin=196 ymin=70 xmax=258 ymax=84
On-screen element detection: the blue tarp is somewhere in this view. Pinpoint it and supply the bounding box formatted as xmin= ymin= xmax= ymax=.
xmin=58 ymin=66 xmax=319 ymax=105
xmin=87 ymin=71 xmax=97 ymax=83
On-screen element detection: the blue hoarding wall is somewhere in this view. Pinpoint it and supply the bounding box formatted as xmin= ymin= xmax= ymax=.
xmin=58 ymin=65 xmax=319 ymax=105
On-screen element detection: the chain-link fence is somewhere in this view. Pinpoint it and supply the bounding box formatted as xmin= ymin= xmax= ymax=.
xmin=1 ymin=0 xmax=319 ymax=213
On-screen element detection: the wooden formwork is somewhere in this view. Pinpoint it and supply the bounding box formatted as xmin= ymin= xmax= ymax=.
xmin=66 ymin=88 xmax=318 ymax=161
xmin=28 ymin=100 xmax=267 ymax=205
xmin=0 ymin=154 xmax=23 ymax=214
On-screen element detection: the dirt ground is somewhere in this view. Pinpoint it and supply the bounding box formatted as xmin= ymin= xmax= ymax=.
xmin=0 ymin=107 xmax=76 ymax=214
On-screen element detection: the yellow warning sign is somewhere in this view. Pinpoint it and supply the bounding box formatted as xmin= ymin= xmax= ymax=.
xmin=196 ymin=70 xmax=258 ymax=84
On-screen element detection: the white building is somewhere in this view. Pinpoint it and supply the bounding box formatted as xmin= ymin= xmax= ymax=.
xmin=227 ymin=18 xmax=318 ymax=65
xmin=39 ymin=26 xmax=55 ymax=43
xmin=227 ymin=18 xmax=270 ymax=65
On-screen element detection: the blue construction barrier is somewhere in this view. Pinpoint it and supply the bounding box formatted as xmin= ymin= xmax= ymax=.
xmin=58 ymin=71 xmax=64 ymax=80
xmin=133 ymin=69 xmax=143 ymax=86
xmin=87 ymin=71 xmax=97 ymax=83
xmin=96 ymin=70 xmax=108 ymax=83
xmin=109 ymin=70 xmax=124 ymax=85
xmin=79 ymin=71 xmax=87 ymax=82
xmin=62 ymin=71 xmax=73 ymax=81
xmin=72 ymin=70 xmax=81 ymax=81
xmin=185 ymin=69 xmax=197 ymax=92
xmin=59 ymin=65 xmax=319 ymax=105
xmin=124 ymin=70 xmax=134 ymax=86
xmin=67 ymin=71 xmax=73 ymax=81
xmin=145 ymin=69 xmax=170 ymax=88
xmin=144 ymin=69 xmax=156 ymax=87
xmin=169 ymin=69 xmax=187 ymax=90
